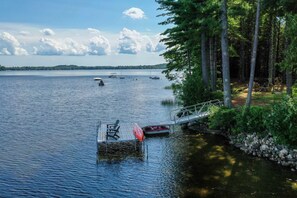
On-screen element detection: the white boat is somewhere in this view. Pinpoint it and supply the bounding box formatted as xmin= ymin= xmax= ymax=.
xmin=94 ymin=77 xmax=102 ymax=81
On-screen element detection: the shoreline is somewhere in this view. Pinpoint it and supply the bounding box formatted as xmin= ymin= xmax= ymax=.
xmin=189 ymin=124 xmax=297 ymax=172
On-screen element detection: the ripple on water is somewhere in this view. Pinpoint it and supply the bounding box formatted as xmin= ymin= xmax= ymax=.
xmin=1 ymin=72 xmax=297 ymax=197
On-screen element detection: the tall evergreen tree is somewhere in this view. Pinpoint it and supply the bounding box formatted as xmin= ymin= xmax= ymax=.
xmin=246 ymin=0 xmax=261 ymax=107
xmin=221 ymin=0 xmax=232 ymax=108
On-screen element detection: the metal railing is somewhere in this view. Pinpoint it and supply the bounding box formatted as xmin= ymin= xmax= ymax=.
xmin=170 ymin=99 xmax=223 ymax=124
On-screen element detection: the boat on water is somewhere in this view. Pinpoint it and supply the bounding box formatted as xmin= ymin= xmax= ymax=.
xmin=94 ymin=77 xmax=102 ymax=81
xmin=98 ymin=80 xmax=104 ymax=86
xmin=108 ymin=73 xmax=117 ymax=78
xmin=142 ymin=125 xmax=171 ymax=135
xmin=94 ymin=77 xmax=104 ymax=86
xmin=149 ymin=76 xmax=160 ymax=80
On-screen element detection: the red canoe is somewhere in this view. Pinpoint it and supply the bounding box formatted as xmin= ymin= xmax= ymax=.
xmin=133 ymin=123 xmax=145 ymax=142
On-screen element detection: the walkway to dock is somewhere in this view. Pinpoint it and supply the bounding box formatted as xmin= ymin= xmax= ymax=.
xmin=170 ymin=99 xmax=223 ymax=125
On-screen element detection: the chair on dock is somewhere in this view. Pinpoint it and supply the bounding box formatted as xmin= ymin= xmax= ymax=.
xmin=107 ymin=120 xmax=119 ymax=130
xmin=106 ymin=120 xmax=120 ymax=140
xmin=106 ymin=125 xmax=120 ymax=140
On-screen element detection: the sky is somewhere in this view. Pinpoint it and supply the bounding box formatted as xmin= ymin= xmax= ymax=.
xmin=0 ymin=0 xmax=167 ymax=66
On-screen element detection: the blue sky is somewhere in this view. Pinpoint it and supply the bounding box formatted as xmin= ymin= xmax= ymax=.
xmin=0 ymin=0 xmax=167 ymax=66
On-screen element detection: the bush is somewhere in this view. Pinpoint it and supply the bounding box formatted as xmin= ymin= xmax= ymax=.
xmin=208 ymin=106 xmax=238 ymax=132
xmin=180 ymin=70 xmax=212 ymax=106
xmin=233 ymin=106 xmax=269 ymax=135
xmin=265 ymin=97 xmax=297 ymax=146
xmin=292 ymin=83 xmax=297 ymax=97
xmin=211 ymin=91 xmax=224 ymax=101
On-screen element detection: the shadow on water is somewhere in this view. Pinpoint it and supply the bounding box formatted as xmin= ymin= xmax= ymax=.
xmin=170 ymin=129 xmax=297 ymax=197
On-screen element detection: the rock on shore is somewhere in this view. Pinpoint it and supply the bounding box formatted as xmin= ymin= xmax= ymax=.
xmin=230 ymin=133 xmax=297 ymax=171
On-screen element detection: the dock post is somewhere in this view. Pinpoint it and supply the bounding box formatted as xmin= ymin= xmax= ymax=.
xmin=146 ymin=145 xmax=148 ymax=160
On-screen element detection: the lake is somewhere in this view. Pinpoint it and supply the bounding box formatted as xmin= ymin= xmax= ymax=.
xmin=0 ymin=69 xmax=297 ymax=197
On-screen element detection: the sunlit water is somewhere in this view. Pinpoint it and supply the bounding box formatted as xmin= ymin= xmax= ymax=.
xmin=0 ymin=69 xmax=297 ymax=197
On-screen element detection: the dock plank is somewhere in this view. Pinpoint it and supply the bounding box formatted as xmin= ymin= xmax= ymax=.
xmin=97 ymin=123 xmax=136 ymax=143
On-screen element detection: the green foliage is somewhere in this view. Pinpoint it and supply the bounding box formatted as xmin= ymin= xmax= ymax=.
xmin=265 ymin=97 xmax=297 ymax=146
xmin=212 ymin=91 xmax=224 ymax=101
xmin=280 ymin=14 xmax=297 ymax=73
xmin=292 ymin=82 xmax=297 ymax=97
xmin=208 ymin=106 xmax=238 ymax=132
xmin=179 ymin=69 xmax=212 ymax=106
xmin=233 ymin=106 xmax=270 ymax=135
xmin=208 ymin=105 xmax=269 ymax=135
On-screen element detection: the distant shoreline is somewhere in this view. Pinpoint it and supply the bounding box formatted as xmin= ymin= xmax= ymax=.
xmin=0 ymin=64 xmax=166 ymax=71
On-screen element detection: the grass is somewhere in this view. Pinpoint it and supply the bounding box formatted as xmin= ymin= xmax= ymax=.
xmin=161 ymin=99 xmax=175 ymax=106
xmin=231 ymin=82 xmax=291 ymax=106
xmin=164 ymin=85 xmax=173 ymax=90
xmin=253 ymin=92 xmax=286 ymax=103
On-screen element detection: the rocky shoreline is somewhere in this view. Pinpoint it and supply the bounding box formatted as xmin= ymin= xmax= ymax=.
xmin=189 ymin=124 xmax=297 ymax=171
xmin=230 ymin=133 xmax=297 ymax=171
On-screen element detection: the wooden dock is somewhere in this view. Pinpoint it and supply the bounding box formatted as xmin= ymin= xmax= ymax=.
xmin=96 ymin=122 xmax=143 ymax=154
xmin=97 ymin=122 xmax=136 ymax=143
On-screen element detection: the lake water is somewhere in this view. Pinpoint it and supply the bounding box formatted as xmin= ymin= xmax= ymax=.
xmin=0 ymin=69 xmax=297 ymax=197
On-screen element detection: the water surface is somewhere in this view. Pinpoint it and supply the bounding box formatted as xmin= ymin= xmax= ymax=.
xmin=0 ymin=70 xmax=296 ymax=197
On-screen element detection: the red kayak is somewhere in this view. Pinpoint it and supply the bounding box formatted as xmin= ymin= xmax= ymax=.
xmin=133 ymin=123 xmax=145 ymax=142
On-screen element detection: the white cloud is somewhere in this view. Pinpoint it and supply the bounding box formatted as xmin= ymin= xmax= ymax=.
xmin=35 ymin=38 xmax=63 ymax=55
xmin=88 ymin=36 xmax=111 ymax=55
xmin=0 ymin=23 xmax=164 ymax=59
xmin=123 ymin=7 xmax=145 ymax=20
xmin=19 ymin=31 xmax=30 ymax=36
xmin=0 ymin=32 xmax=28 ymax=55
xmin=118 ymin=28 xmax=142 ymax=54
xmin=64 ymin=38 xmax=88 ymax=56
xmin=34 ymin=37 xmax=89 ymax=56
xmin=40 ymin=28 xmax=56 ymax=36
xmin=146 ymin=39 xmax=155 ymax=52
xmin=152 ymin=34 xmax=166 ymax=52
xmin=87 ymin=28 xmax=101 ymax=34
xmin=143 ymin=34 xmax=166 ymax=53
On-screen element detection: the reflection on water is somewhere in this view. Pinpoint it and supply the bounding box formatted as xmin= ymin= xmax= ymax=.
xmin=0 ymin=70 xmax=296 ymax=197
xmin=168 ymin=130 xmax=297 ymax=197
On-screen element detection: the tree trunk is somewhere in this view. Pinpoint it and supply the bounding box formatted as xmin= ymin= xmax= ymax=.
xmin=239 ymin=19 xmax=246 ymax=82
xmin=209 ymin=37 xmax=216 ymax=91
xmin=221 ymin=0 xmax=232 ymax=108
xmin=268 ymin=15 xmax=276 ymax=85
xmin=239 ymin=38 xmax=245 ymax=82
xmin=246 ymin=0 xmax=261 ymax=107
xmin=213 ymin=37 xmax=217 ymax=89
xmin=201 ymin=31 xmax=209 ymax=87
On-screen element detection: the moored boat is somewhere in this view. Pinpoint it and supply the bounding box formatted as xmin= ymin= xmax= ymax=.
xmin=142 ymin=125 xmax=170 ymax=135
xmin=149 ymin=76 xmax=160 ymax=80
xmin=94 ymin=77 xmax=102 ymax=81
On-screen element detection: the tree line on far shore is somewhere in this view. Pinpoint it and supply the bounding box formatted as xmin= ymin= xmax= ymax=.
xmin=0 ymin=64 xmax=167 ymax=71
